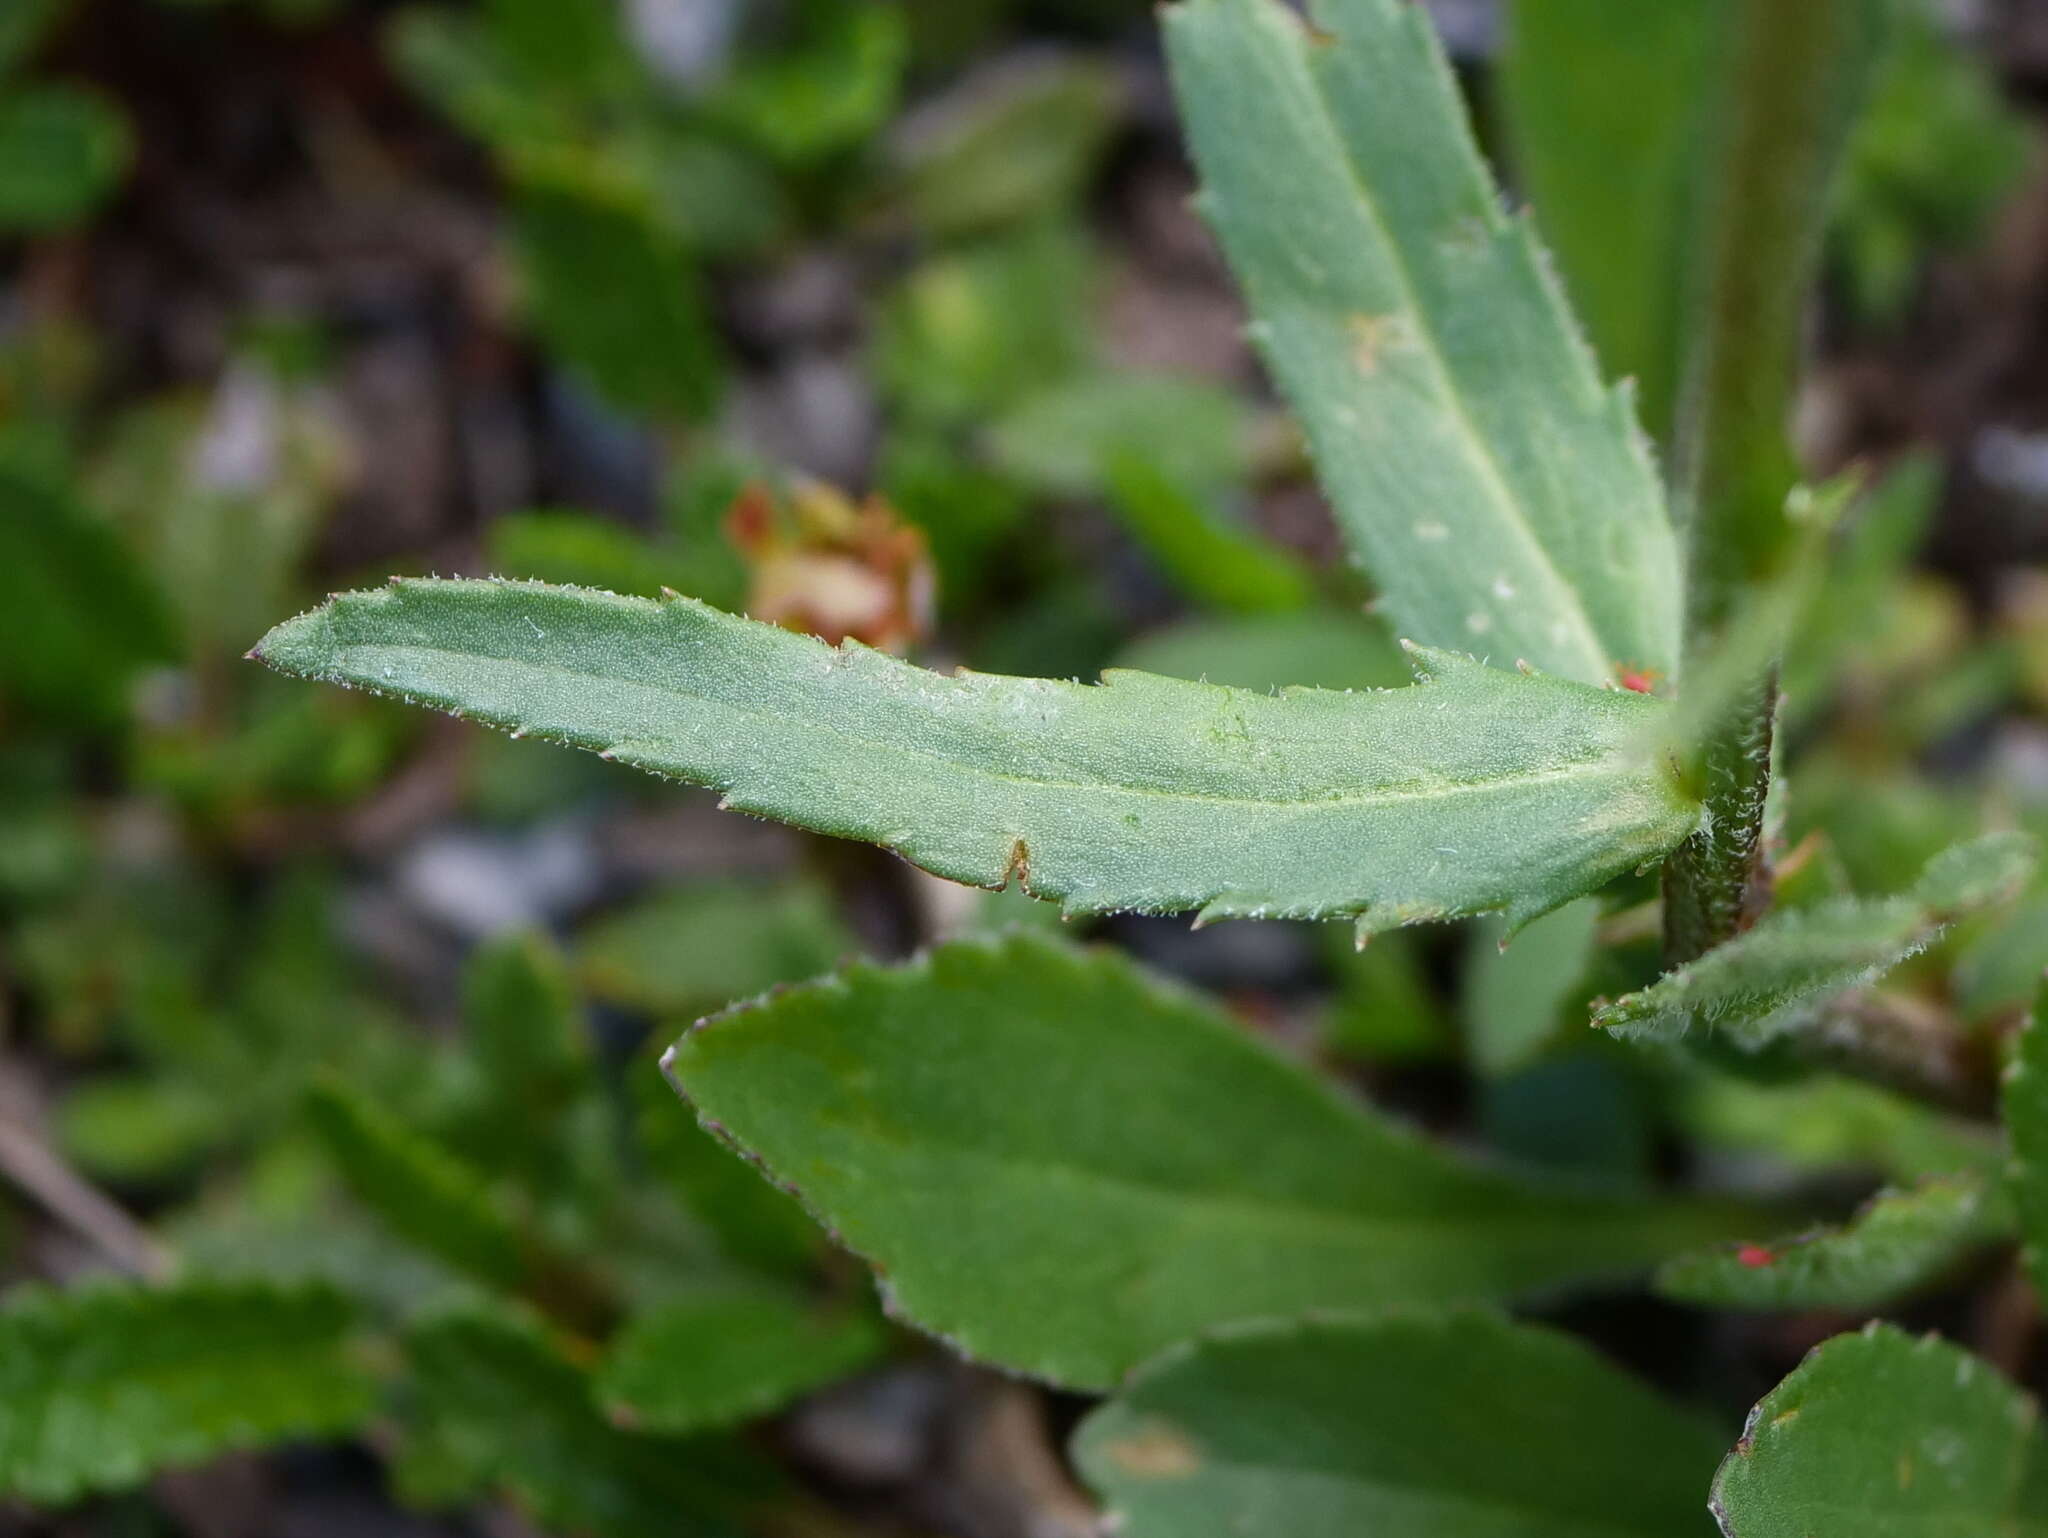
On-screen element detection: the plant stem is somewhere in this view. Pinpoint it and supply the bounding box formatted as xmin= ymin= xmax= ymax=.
xmin=1662 ymin=0 xmax=1886 ymax=965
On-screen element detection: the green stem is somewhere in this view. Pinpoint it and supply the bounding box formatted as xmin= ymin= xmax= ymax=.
xmin=1662 ymin=0 xmax=1886 ymax=965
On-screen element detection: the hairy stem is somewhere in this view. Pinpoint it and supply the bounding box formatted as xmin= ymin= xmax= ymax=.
xmin=1662 ymin=0 xmax=1886 ymax=965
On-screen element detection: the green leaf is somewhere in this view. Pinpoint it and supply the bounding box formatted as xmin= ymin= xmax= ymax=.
xmin=1463 ymin=897 xmax=1602 ymax=1076
xmin=1999 ymin=977 xmax=2048 ymax=1300
xmin=1657 ymin=1176 xmax=2010 ymax=1312
xmin=1710 ymin=1324 xmax=2048 ymax=1537
xmin=577 ymin=878 xmax=854 ymax=1018
xmin=253 ymin=578 xmax=1701 ymax=932
xmin=1596 ymin=833 xmax=2039 ymax=1047
xmin=596 ymin=1288 xmax=886 ymax=1435
xmin=701 ymin=3 xmax=906 ymax=166
xmin=488 ymin=509 xmax=686 ymax=598
xmin=1076 ymin=1311 xmax=1724 ymax=1538
xmin=0 ymin=462 xmax=178 ymax=723
xmin=1100 ymin=452 xmax=1315 ymax=615
xmin=401 ymin=1308 xmax=770 ymax=1538
xmin=1115 ymin=609 xmax=1410 ymax=695
xmin=0 ymin=1277 xmax=374 ymax=1504
xmin=0 ymin=84 xmax=129 ymax=232
xmin=306 ymin=1077 xmax=530 ymax=1294
xmin=1163 ymin=0 xmax=1681 ymax=686
xmin=662 ymin=931 xmax=1763 ymax=1390
xmin=988 ymin=373 xmax=1255 ymax=500
xmin=463 ymin=929 xmax=592 ymax=1118
xmin=1498 ymin=0 xmax=1722 ymax=445
xmin=0 ymin=0 xmax=71 ymax=75
xmin=896 ymin=54 xmax=1123 ymax=237
xmin=630 ymin=1058 xmax=822 ymax=1277
xmin=513 ymin=184 xmax=721 ymax=421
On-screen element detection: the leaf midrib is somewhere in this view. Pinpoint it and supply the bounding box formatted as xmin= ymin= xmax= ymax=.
xmin=1281 ymin=6 xmax=1616 ymax=679
xmin=333 ymin=639 xmax=1666 ymax=816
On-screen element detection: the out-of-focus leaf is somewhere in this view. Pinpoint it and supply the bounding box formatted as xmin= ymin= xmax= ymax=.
xmin=57 ymin=1076 xmax=222 ymax=1186
xmin=1115 ymin=610 xmax=1408 ymax=694
xmin=1320 ymin=929 xmax=1453 ymax=1063
xmin=1658 ymin=1176 xmax=2009 ymax=1312
xmin=988 ymin=373 xmax=1253 ymax=500
xmin=464 ymin=930 xmax=592 ymax=1116
xmin=514 ymin=185 xmax=721 ymax=421
xmin=489 ymin=510 xmax=685 ymax=598
xmin=1498 ymin=0 xmax=1721 ymax=443
xmin=1076 ymin=1312 xmax=1724 ymax=1538
xmin=0 ymin=463 xmax=178 ymax=723
xmin=306 ymin=1078 xmax=531 ymax=1295
xmin=1464 ymin=897 xmax=1601 ymax=1076
xmin=577 ymin=878 xmax=853 ymax=1019
xmin=896 ymin=54 xmax=1123 ymax=237
xmin=1100 ymin=453 xmax=1314 ymax=615
xmin=1955 ymin=892 xmax=2048 ymax=1024
xmin=597 ymin=1288 xmax=886 ymax=1434
xmin=254 ymin=579 xmax=1702 ymax=933
xmin=0 ymin=0 xmax=70 ymax=75
xmin=0 ymin=84 xmax=129 ymax=232
xmin=876 ymin=226 xmax=1092 ymax=427
xmin=1835 ymin=3 xmax=2033 ymax=323
xmin=400 ymin=1308 xmax=771 ymax=1538
xmin=1166 ymin=0 xmax=1681 ymax=686
xmin=0 ymin=1278 xmax=373 ymax=1504
xmin=1678 ymin=1072 xmax=2002 ymax=1186
xmin=702 ymin=3 xmax=906 ymax=165
xmin=1710 ymin=1325 xmax=2048 ymax=1537
xmin=1998 ymin=979 xmax=2048 ymax=1300
xmin=664 ymin=931 xmax=1763 ymax=1390
xmin=631 ymin=1060 xmax=822 ymax=1277
xmin=1596 ymin=833 xmax=2038 ymax=1047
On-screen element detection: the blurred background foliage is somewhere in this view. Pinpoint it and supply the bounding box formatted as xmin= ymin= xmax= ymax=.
xmin=1 ymin=0 xmax=2047 ymax=1534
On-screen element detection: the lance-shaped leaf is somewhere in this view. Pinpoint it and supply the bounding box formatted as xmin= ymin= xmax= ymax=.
xmin=1657 ymin=1175 xmax=2010 ymax=1313
xmin=0 ymin=1277 xmax=374 ymax=1504
xmin=1076 ymin=1312 xmax=1725 ymax=1538
xmin=1596 ymin=833 xmax=2038 ymax=1046
xmin=1163 ymin=0 xmax=1681 ymax=686
xmin=1710 ymin=1325 xmax=2048 ymax=1537
xmin=663 ymin=932 xmax=1760 ymax=1390
xmin=253 ymin=579 xmax=1699 ymax=934
xmin=1998 ymin=978 xmax=2048 ymax=1298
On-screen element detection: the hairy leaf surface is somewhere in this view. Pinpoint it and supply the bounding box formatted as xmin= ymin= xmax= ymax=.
xmin=1658 ymin=1176 xmax=2009 ymax=1312
xmin=1164 ymin=0 xmax=1681 ymax=685
xmin=664 ymin=932 xmax=1760 ymax=1389
xmin=1711 ymin=1325 xmax=2048 ymax=1537
xmin=1076 ymin=1312 xmax=1723 ymax=1538
xmin=0 ymin=1278 xmax=373 ymax=1503
xmin=1596 ymin=833 xmax=2038 ymax=1046
xmin=254 ymin=579 xmax=1699 ymax=933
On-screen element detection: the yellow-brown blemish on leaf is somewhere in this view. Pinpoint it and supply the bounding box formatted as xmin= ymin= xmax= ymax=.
xmin=1347 ymin=312 xmax=1414 ymax=376
xmin=1102 ymin=1419 xmax=1203 ymax=1479
xmin=1897 ymin=1451 xmax=1915 ymax=1490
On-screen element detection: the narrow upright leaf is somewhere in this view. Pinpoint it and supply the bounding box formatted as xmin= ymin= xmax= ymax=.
xmin=1463 ymin=897 xmax=1601 ymax=1076
xmin=1657 ymin=1176 xmax=2010 ymax=1313
xmin=254 ymin=579 xmax=1700 ymax=933
xmin=1077 ymin=1312 xmax=1724 ymax=1538
xmin=664 ymin=932 xmax=1759 ymax=1390
xmin=1596 ymin=833 xmax=2038 ymax=1046
xmin=1710 ymin=1325 xmax=2048 ymax=1537
xmin=0 ymin=1278 xmax=373 ymax=1504
xmin=1498 ymin=0 xmax=1723 ymax=445
xmin=1164 ymin=0 xmax=1681 ymax=685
